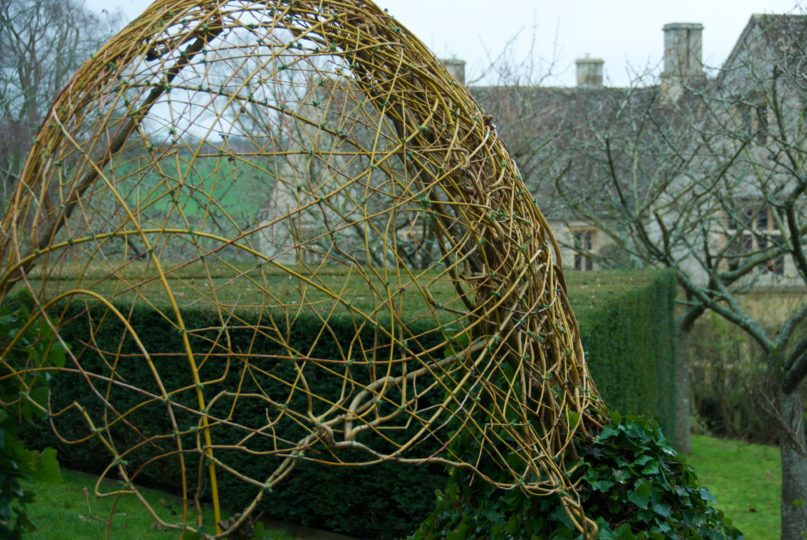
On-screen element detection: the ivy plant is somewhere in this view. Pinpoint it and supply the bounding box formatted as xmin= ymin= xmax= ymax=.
xmin=0 ymin=292 xmax=63 ymax=538
xmin=414 ymin=411 xmax=742 ymax=539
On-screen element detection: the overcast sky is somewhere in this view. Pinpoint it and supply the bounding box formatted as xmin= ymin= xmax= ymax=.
xmin=85 ymin=0 xmax=805 ymax=86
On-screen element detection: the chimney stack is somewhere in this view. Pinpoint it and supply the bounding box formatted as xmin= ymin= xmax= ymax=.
xmin=440 ymin=57 xmax=466 ymax=85
xmin=576 ymin=57 xmax=604 ymax=88
xmin=662 ymin=23 xmax=705 ymax=79
xmin=661 ymin=23 xmax=705 ymax=103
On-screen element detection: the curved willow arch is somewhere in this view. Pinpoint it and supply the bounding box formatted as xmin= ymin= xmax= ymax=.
xmin=0 ymin=0 xmax=604 ymax=536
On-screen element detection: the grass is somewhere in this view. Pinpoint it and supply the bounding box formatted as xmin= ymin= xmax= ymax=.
xmin=25 ymin=469 xmax=296 ymax=540
xmin=689 ymin=434 xmax=781 ymax=539
xmin=24 ymin=435 xmax=779 ymax=539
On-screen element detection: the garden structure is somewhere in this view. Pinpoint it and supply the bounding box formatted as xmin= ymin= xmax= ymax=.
xmin=0 ymin=0 xmax=608 ymax=537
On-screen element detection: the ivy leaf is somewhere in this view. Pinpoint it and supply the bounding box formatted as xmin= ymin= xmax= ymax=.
xmin=598 ymin=426 xmax=620 ymax=441
xmin=653 ymin=503 xmax=672 ymax=518
xmin=32 ymin=448 xmax=61 ymax=484
xmin=590 ymin=479 xmax=615 ymax=492
xmin=482 ymin=509 xmax=505 ymax=525
xmin=642 ymin=462 xmax=660 ymax=475
xmin=699 ymin=487 xmax=717 ymax=503
xmin=252 ymin=521 xmax=266 ymax=539
xmin=627 ymin=481 xmax=653 ymax=509
xmin=47 ymin=344 xmax=66 ymax=368
xmin=446 ymin=518 xmax=469 ymax=540
xmin=31 ymin=386 xmax=48 ymax=408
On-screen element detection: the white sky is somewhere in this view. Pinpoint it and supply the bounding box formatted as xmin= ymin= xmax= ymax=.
xmin=85 ymin=0 xmax=805 ymax=86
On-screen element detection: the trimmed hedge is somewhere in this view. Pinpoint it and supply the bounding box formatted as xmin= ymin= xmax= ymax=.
xmin=24 ymin=268 xmax=678 ymax=538
xmin=566 ymin=270 xmax=678 ymax=446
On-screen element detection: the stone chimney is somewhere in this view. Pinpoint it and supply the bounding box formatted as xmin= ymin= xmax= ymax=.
xmin=440 ymin=57 xmax=466 ymax=85
xmin=576 ymin=57 xmax=604 ymax=88
xmin=662 ymin=23 xmax=705 ymax=79
xmin=661 ymin=23 xmax=706 ymax=103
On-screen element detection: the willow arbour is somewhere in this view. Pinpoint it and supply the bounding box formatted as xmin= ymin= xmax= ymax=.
xmin=0 ymin=0 xmax=603 ymax=536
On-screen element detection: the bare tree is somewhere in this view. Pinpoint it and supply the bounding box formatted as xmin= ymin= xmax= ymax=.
xmin=493 ymin=15 xmax=807 ymax=538
xmin=0 ymin=0 xmax=121 ymax=206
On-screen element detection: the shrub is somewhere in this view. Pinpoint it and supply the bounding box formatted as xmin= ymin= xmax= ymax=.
xmin=688 ymin=291 xmax=806 ymax=445
xmin=0 ymin=294 xmax=63 ymax=538
xmin=23 ymin=269 xmax=680 ymax=538
xmin=414 ymin=412 xmax=742 ymax=539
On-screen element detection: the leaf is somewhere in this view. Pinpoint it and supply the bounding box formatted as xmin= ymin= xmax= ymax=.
xmin=451 ymin=331 xmax=470 ymax=349
xmin=590 ymin=479 xmax=615 ymax=492
xmin=251 ymin=521 xmax=266 ymax=539
xmin=653 ymin=503 xmax=672 ymax=518
xmin=699 ymin=487 xmax=717 ymax=503
xmin=30 ymin=386 xmax=48 ymax=408
xmin=482 ymin=509 xmax=505 ymax=525
xmin=598 ymin=426 xmax=619 ymax=441
xmin=446 ymin=518 xmax=469 ymax=540
xmin=594 ymin=518 xmax=617 ymax=540
xmin=613 ymin=523 xmax=638 ymax=539
xmin=32 ymin=448 xmax=61 ymax=484
xmin=642 ymin=462 xmax=660 ymax=475
xmin=627 ymin=481 xmax=652 ymax=509
xmin=47 ymin=344 xmax=66 ymax=368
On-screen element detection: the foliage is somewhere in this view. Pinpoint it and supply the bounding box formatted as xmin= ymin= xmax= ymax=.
xmin=0 ymin=294 xmax=63 ymax=538
xmin=690 ymin=435 xmax=780 ymax=540
xmin=689 ymin=312 xmax=773 ymax=443
xmin=689 ymin=296 xmax=807 ymax=445
xmin=414 ymin=413 xmax=742 ymax=540
xmin=22 ymin=268 xmax=679 ymax=539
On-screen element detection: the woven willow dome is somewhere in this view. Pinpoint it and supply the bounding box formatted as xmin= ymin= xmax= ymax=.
xmin=0 ymin=0 xmax=604 ymax=536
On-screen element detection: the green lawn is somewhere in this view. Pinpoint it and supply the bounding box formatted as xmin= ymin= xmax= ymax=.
xmin=25 ymin=469 xmax=295 ymax=540
xmin=23 ymin=435 xmax=780 ymax=539
xmin=689 ymin=434 xmax=781 ymax=539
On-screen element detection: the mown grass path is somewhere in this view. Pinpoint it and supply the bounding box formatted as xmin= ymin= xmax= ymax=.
xmin=25 ymin=435 xmax=776 ymax=538
xmin=689 ymin=434 xmax=780 ymax=539
xmin=25 ymin=469 xmax=295 ymax=540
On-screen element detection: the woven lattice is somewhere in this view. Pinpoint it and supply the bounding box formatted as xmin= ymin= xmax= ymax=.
xmin=0 ymin=0 xmax=603 ymax=536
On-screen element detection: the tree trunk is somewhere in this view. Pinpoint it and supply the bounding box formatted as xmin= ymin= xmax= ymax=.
xmin=673 ymin=329 xmax=692 ymax=453
xmin=780 ymin=388 xmax=807 ymax=540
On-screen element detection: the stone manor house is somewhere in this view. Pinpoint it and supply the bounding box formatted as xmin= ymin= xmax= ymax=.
xmin=442 ymin=15 xmax=806 ymax=289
